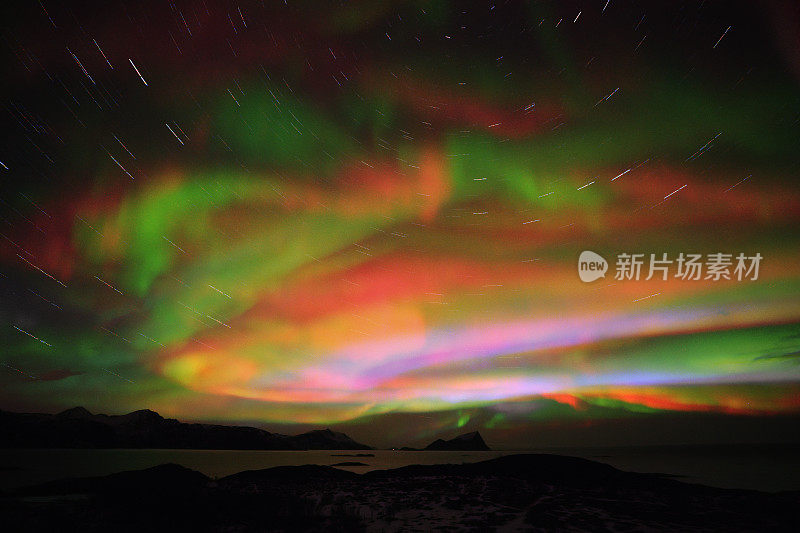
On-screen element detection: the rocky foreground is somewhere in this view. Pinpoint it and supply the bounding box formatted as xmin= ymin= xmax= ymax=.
xmin=2 ymin=454 xmax=798 ymax=532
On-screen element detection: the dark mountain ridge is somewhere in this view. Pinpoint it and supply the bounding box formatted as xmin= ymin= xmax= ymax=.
xmin=406 ymin=430 xmax=491 ymax=451
xmin=0 ymin=407 xmax=372 ymax=450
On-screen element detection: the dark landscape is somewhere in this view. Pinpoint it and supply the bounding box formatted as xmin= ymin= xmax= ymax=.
xmin=398 ymin=431 xmax=491 ymax=451
xmin=4 ymin=407 xmax=797 ymax=530
xmin=2 ymin=454 xmax=798 ymax=532
xmin=422 ymin=431 xmax=491 ymax=451
xmin=0 ymin=407 xmax=372 ymax=450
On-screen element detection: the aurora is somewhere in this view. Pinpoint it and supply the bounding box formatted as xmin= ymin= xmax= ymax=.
xmin=1 ymin=0 xmax=799 ymax=448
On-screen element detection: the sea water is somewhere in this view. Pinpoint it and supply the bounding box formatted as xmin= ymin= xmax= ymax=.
xmin=1 ymin=444 xmax=797 ymax=492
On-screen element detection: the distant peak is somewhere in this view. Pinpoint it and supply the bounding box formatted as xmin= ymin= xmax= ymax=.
xmin=423 ymin=430 xmax=490 ymax=451
xmin=305 ymin=428 xmax=337 ymax=436
xmin=123 ymin=409 xmax=163 ymax=421
xmin=57 ymin=406 xmax=93 ymax=418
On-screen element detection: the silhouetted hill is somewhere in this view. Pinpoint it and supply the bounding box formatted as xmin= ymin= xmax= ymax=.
xmin=289 ymin=428 xmax=372 ymax=450
xmin=14 ymin=463 xmax=209 ymax=497
xmin=55 ymin=406 xmax=93 ymax=419
xmin=218 ymin=464 xmax=358 ymax=487
xmin=0 ymin=408 xmax=372 ymax=450
xmin=423 ymin=431 xmax=491 ymax=451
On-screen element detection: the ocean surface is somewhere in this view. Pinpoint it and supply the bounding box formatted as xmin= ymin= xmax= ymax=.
xmin=1 ymin=444 xmax=798 ymax=492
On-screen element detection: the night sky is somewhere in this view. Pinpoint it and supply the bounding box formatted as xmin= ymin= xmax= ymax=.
xmin=1 ymin=0 xmax=799 ymax=449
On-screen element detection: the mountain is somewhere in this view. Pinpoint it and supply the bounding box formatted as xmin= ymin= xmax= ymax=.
xmin=290 ymin=428 xmax=371 ymax=450
xmin=423 ymin=431 xmax=491 ymax=451
xmin=0 ymin=407 xmax=372 ymax=450
xmin=55 ymin=406 xmax=93 ymax=419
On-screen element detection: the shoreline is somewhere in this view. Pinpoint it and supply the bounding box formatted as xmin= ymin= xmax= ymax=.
xmin=3 ymin=453 xmax=798 ymax=532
